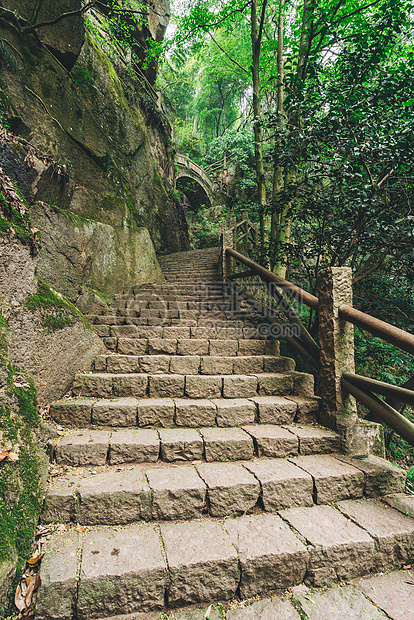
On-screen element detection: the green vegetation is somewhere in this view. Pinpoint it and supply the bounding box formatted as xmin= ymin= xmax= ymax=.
xmin=25 ymin=279 xmax=91 ymax=332
xmin=0 ymin=367 xmax=46 ymax=568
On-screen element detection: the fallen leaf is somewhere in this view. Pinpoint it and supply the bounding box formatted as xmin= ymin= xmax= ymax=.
xmin=25 ymin=573 xmax=40 ymax=607
xmin=0 ymin=450 xmax=10 ymax=462
xmin=74 ymin=525 xmax=86 ymax=532
xmin=7 ymin=452 xmax=19 ymax=462
xmin=57 ymin=524 xmax=69 ymax=532
xmin=14 ymin=580 xmax=27 ymax=612
xmin=26 ymin=554 xmax=43 ymax=566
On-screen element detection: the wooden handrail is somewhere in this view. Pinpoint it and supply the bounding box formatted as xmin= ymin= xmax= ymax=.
xmin=342 ymin=377 xmax=414 ymax=447
xmin=343 ymin=372 xmax=414 ymax=407
xmin=225 ymin=247 xmax=319 ymax=309
xmin=339 ymin=305 xmax=414 ymax=357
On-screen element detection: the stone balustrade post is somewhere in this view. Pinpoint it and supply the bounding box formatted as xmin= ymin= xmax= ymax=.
xmin=219 ymin=222 xmax=234 ymax=284
xmin=318 ymin=267 xmax=384 ymax=456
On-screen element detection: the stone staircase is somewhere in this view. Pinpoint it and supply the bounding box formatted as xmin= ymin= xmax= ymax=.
xmin=36 ymin=247 xmax=414 ymax=620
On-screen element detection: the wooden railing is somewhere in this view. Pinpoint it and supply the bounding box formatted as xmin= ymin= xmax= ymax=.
xmin=220 ymin=227 xmax=414 ymax=452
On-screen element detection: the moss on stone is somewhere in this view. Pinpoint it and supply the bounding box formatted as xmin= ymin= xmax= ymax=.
xmin=25 ymin=279 xmax=92 ymax=332
xmin=0 ymin=367 xmax=48 ymax=568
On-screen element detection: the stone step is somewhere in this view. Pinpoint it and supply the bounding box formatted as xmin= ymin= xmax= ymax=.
xmin=42 ymin=455 xmax=406 ymax=528
xmin=36 ymin=499 xmax=414 ymax=619
xmin=94 ymin=318 xmax=258 ymax=329
xmin=51 ymin=422 xmax=338 ymax=466
xmin=70 ymin=370 xmax=314 ymax=400
xmin=93 ymin=354 xmax=296 ymax=375
xmin=50 ymin=394 xmax=319 ymax=427
xmin=105 ymin=336 xmax=281 ymax=356
xmin=93 ymin=324 xmax=278 ymax=340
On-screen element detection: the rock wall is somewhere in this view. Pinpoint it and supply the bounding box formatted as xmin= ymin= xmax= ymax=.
xmin=0 ymin=0 xmax=189 ymax=303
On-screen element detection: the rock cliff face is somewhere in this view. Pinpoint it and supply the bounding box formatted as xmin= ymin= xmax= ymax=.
xmin=0 ymin=0 xmax=189 ymax=302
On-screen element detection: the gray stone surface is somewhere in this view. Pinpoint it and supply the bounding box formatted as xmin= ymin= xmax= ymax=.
xmin=50 ymin=398 xmax=95 ymax=426
xmin=171 ymin=356 xmax=201 ymax=375
xmin=224 ymin=513 xmax=308 ymax=597
xmin=257 ymin=373 xmax=293 ymax=396
xmin=178 ymin=339 xmax=209 ymax=356
xmin=355 ymin=569 xmax=414 ymax=620
xmin=263 ymin=356 xmax=295 ymax=373
xmin=383 ymin=493 xmax=414 ymax=519
xmin=77 ymin=467 xmax=151 ymax=525
xmin=42 ymin=475 xmax=78 ymax=523
xmin=226 ymin=598 xmax=300 ymax=620
xmin=233 ymin=356 xmax=264 ymax=375
xmin=77 ymin=524 xmax=166 ymax=618
xmin=92 ymin=398 xmax=138 ymax=427
xmin=200 ymin=427 xmax=254 ymax=462
xmin=337 ymin=498 xmax=414 ymax=571
xmin=297 ymin=585 xmax=389 ymax=620
xmin=243 ymin=425 xmax=298 ymax=458
xmin=287 ymin=396 xmax=320 ymax=424
xmin=337 ymin=455 xmax=407 ymax=497
xmin=213 ymin=398 xmax=256 ymax=427
xmin=118 ymin=338 xmax=148 ymax=356
xmin=289 ymin=371 xmax=315 ymax=397
xmin=159 ymin=428 xmax=204 ymax=461
xmin=54 ymin=430 xmax=110 ymax=466
xmin=147 ymin=466 xmax=206 ymax=520
xmin=36 ymin=532 xmax=79 ymax=620
xmin=222 ymin=375 xmax=257 ymax=398
xmin=185 ymin=375 xmax=222 ymax=399
xmin=113 ymin=374 xmax=148 ymax=398
xmin=285 ymin=425 xmax=340 ymax=455
xmin=289 ymin=455 xmax=365 ymax=504
xmin=279 ymin=504 xmax=375 ymax=585
xmin=196 ymin=462 xmax=260 ymax=516
xmin=139 ymin=355 xmax=171 ymax=374
xmin=175 ymin=398 xmax=217 ymax=427
xmin=238 ymin=340 xmax=266 ymax=356
xmin=138 ymin=398 xmax=175 ymax=427
xmin=244 ymin=459 xmax=313 ymax=511
xmin=201 ymin=356 xmax=234 ymax=375
xmin=161 ymin=520 xmax=240 ymax=606
xmin=107 ymin=355 xmax=139 ymax=373
xmin=250 ymin=396 xmax=297 ymax=424
xmin=109 ymin=429 xmax=160 ymax=464
xmin=148 ymin=338 xmax=177 ymax=355
xmin=149 ymin=374 xmax=185 ymax=397
xmin=73 ymin=373 xmax=113 ymax=398
xmin=210 ymin=339 xmax=238 ymax=356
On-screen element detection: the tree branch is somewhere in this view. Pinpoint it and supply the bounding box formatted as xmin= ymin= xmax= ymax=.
xmin=208 ymin=32 xmax=248 ymax=73
xmin=22 ymin=1 xmax=97 ymax=34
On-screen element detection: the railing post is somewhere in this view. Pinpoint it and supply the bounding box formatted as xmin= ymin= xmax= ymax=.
xmin=318 ymin=267 xmax=384 ymax=456
xmin=219 ymin=221 xmax=234 ymax=283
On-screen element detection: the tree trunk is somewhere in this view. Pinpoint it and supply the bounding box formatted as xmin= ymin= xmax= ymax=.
xmin=250 ymin=0 xmax=267 ymax=250
xmin=270 ymin=0 xmax=285 ymax=271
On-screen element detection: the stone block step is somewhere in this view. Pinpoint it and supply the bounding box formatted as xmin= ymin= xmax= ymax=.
xmin=50 ymin=395 xmax=319 ymax=428
xmin=93 ymin=354 xmax=296 ymax=375
xmin=51 ymin=422 xmax=339 ymax=466
xmin=40 ymin=506 xmax=413 ymax=618
xmin=94 ymin=323 xmax=280 ymax=340
xmin=105 ymin=337 xmax=281 ymax=357
xmin=70 ymin=370 xmax=314 ymax=400
xmin=42 ymin=455 xmax=406 ymax=526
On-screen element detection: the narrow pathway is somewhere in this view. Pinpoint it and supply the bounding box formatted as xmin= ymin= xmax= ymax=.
xmin=36 ymin=248 xmax=414 ymax=620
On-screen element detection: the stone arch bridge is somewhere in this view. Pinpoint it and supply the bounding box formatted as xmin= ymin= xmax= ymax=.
xmin=175 ymin=154 xmax=216 ymax=210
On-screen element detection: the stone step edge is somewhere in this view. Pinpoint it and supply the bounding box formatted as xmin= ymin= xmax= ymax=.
xmin=42 ymin=454 xmax=406 ymax=528
xmin=51 ymin=422 xmax=339 ymax=466
xmin=103 ymin=337 xmax=281 ymax=357
xmin=71 ymin=371 xmax=314 ymax=402
xmin=51 ymin=392 xmax=318 ymax=428
xmin=36 ymin=497 xmax=414 ymax=620
xmin=93 ymin=354 xmax=296 ymax=375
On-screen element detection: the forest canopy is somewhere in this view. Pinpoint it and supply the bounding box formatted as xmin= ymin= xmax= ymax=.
xmin=158 ymin=0 xmax=413 ymax=310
